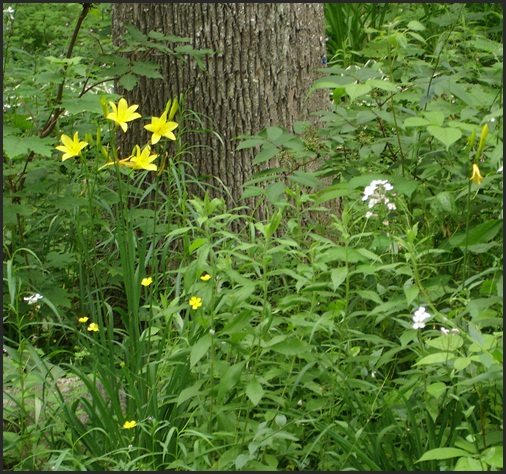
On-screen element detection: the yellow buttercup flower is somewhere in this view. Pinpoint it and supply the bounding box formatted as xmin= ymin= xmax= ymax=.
xmin=144 ymin=111 xmax=178 ymax=145
xmin=107 ymin=98 xmax=141 ymax=133
xmin=200 ymin=272 xmax=212 ymax=281
xmin=123 ymin=420 xmax=137 ymax=429
xmin=189 ymin=296 xmax=203 ymax=310
xmin=78 ymin=316 xmax=89 ymax=323
xmin=470 ymin=163 xmax=484 ymax=185
xmin=87 ymin=322 xmax=99 ymax=332
xmin=55 ymin=132 xmax=88 ymax=161
xmin=141 ymin=276 xmax=153 ymax=287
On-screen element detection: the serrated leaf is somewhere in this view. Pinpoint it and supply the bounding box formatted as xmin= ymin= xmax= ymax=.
xmin=427 ymin=126 xmax=463 ymax=150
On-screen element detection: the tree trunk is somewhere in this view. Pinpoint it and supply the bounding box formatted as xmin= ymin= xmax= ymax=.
xmin=111 ymin=3 xmax=329 ymax=216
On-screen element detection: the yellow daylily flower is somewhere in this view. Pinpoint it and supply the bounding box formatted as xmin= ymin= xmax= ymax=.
xmin=189 ymin=296 xmax=203 ymax=310
xmin=87 ymin=322 xmax=99 ymax=332
xmin=470 ymin=163 xmax=484 ymax=185
xmin=121 ymin=145 xmax=158 ymax=171
xmin=141 ymin=276 xmax=153 ymax=287
xmin=78 ymin=316 xmax=89 ymax=323
xmin=55 ymin=132 xmax=88 ymax=161
xmin=123 ymin=420 xmax=137 ymax=429
xmin=107 ymin=98 xmax=141 ymax=133
xmin=144 ymin=111 xmax=178 ymax=144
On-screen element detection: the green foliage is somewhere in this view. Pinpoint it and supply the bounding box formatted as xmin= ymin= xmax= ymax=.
xmin=3 ymin=3 xmax=503 ymax=471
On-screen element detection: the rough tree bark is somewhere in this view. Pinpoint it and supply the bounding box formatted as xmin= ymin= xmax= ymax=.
xmin=111 ymin=3 xmax=329 ymax=215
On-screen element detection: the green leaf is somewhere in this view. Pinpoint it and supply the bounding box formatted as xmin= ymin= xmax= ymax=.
xmin=331 ymin=268 xmax=348 ymax=291
xmin=252 ymin=143 xmax=279 ymax=164
xmin=236 ymin=138 xmax=266 ymax=150
xmin=407 ymin=20 xmax=426 ymax=31
xmin=176 ymin=379 xmax=206 ymax=406
xmin=246 ymin=377 xmax=265 ymax=406
xmin=417 ymin=448 xmax=472 ymax=462
xmin=366 ymin=79 xmax=398 ymax=92
xmin=61 ymin=95 xmax=104 ymax=115
xmin=265 ymin=182 xmax=286 ymax=204
xmin=217 ymin=362 xmax=245 ymax=401
xmin=268 ymin=338 xmax=311 ymax=356
xmin=190 ymin=333 xmax=212 ymax=368
xmin=266 ymin=126 xmax=284 ymax=142
xmin=448 ymin=220 xmax=502 ymax=247
xmin=426 ymin=382 xmax=447 ymax=399
xmin=307 ymin=75 xmax=354 ymax=95
xmin=415 ymin=352 xmax=455 ymax=365
xmin=131 ymin=61 xmax=163 ymax=79
xmin=482 ymin=445 xmax=503 ymax=468
xmin=118 ymin=74 xmax=138 ymax=91
xmin=422 ymin=111 xmax=445 ymax=126
xmin=427 ymin=126 xmax=463 ymax=150
xmin=404 ymin=116 xmax=430 ymax=127
xmin=344 ymin=83 xmax=372 ymax=103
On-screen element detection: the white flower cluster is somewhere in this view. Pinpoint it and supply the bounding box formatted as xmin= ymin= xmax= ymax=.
xmin=363 ymin=179 xmax=396 ymax=219
xmin=412 ymin=306 xmax=430 ymax=329
xmin=24 ymin=293 xmax=43 ymax=305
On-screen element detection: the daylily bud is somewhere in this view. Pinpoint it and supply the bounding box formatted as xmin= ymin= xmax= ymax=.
xmin=100 ymin=95 xmax=109 ymax=118
xmin=476 ymin=123 xmax=489 ymax=156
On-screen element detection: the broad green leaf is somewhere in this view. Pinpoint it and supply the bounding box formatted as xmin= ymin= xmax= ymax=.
xmin=266 ymin=126 xmax=284 ymax=142
xmin=269 ymin=338 xmax=311 ymax=356
xmin=407 ymin=20 xmax=426 ymax=31
xmin=118 ymin=74 xmax=138 ymax=91
xmin=236 ymin=138 xmax=266 ymax=150
xmin=422 ymin=111 xmax=445 ymax=126
xmin=404 ymin=285 xmax=419 ymax=305
xmin=482 ymin=446 xmax=503 ymax=468
xmin=177 ymin=379 xmax=206 ymax=406
xmin=265 ymin=182 xmax=286 ymax=204
xmin=252 ymin=143 xmax=279 ymax=164
xmin=415 ymin=352 xmax=455 ymax=365
xmin=454 ymin=456 xmax=487 ymax=471
xmin=366 ymin=79 xmax=398 ymax=92
xmin=426 ymin=334 xmax=464 ymax=351
xmin=344 ymin=83 xmax=372 ymax=103
xmin=404 ymin=116 xmax=430 ymax=127
xmin=426 ymin=382 xmax=447 ymax=399
xmin=246 ymin=377 xmax=265 ymax=406
xmin=190 ymin=333 xmax=212 ymax=368
xmin=189 ymin=238 xmax=207 ymax=253
xmin=427 ymin=126 xmax=463 ymax=150
xmin=331 ymin=268 xmax=348 ymax=291
xmin=417 ymin=448 xmax=471 ymax=462
xmin=448 ymin=220 xmax=502 ymax=247
xmin=61 ymin=95 xmax=104 ymax=115
xmin=307 ymin=75 xmax=354 ymax=95
xmin=287 ymin=171 xmax=321 ymax=188
xmin=217 ymin=361 xmax=245 ymax=401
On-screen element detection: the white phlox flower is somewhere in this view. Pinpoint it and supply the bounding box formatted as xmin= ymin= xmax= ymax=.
xmin=412 ymin=306 xmax=431 ymax=329
xmin=362 ymin=179 xmax=396 ymax=218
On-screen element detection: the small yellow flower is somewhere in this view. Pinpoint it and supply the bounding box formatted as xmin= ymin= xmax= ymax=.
xmin=87 ymin=322 xmax=99 ymax=332
xmin=123 ymin=420 xmax=137 ymax=429
xmin=107 ymin=98 xmax=141 ymax=133
xmin=189 ymin=296 xmax=203 ymax=310
xmin=55 ymin=132 xmax=88 ymax=161
xmin=141 ymin=276 xmax=153 ymax=287
xmin=144 ymin=111 xmax=178 ymax=145
xmin=78 ymin=316 xmax=89 ymax=323
xmin=200 ymin=272 xmax=211 ymax=281
xmin=470 ymin=163 xmax=484 ymax=185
